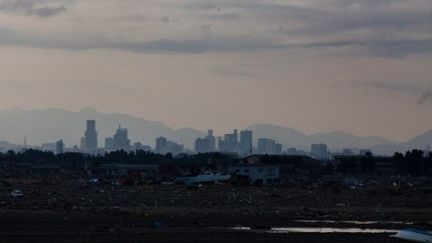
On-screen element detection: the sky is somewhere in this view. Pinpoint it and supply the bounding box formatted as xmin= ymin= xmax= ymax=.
xmin=0 ymin=0 xmax=431 ymax=142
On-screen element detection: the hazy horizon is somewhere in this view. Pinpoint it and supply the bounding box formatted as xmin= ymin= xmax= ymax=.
xmin=0 ymin=106 xmax=430 ymax=148
xmin=0 ymin=0 xmax=431 ymax=142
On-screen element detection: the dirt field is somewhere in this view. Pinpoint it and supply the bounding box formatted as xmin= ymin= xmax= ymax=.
xmin=0 ymin=179 xmax=431 ymax=242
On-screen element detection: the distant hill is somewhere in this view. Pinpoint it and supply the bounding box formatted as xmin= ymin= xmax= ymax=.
xmin=247 ymin=123 xmax=397 ymax=153
xmin=401 ymin=130 xmax=432 ymax=150
xmin=246 ymin=123 xmax=309 ymax=148
xmin=309 ymin=131 xmax=395 ymax=148
xmin=246 ymin=124 xmax=432 ymax=155
xmin=0 ymin=108 xmax=430 ymax=154
xmin=0 ymin=107 xmax=204 ymax=149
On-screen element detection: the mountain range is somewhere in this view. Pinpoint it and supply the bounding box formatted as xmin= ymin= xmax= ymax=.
xmin=0 ymin=107 xmax=430 ymax=155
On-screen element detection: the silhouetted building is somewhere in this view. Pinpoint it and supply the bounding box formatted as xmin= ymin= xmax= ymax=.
xmin=132 ymin=142 xmax=151 ymax=151
xmin=257 ymin=138 xmax=282 ymax=154
xmin=194 ymin=129 xmax=216 ymax=153
xmin=55 ymin=139 xmax=64 ymax=155
xmin=156 ymin=137 xmax=167 ymax=154
xmin=311 ymin=143 xmax=328 ymax=160
xmin=342 ymin=148 xmax=355 ymax=155
xmin=156 ymin=137 xmax=184 ymax=155
xmin=80 ymin=137 xmax=86 ymax=151
xmin=286 ymin=147 xmax=297 ymax=155
xmin=105 ymin=137 xmax=114 ymax=151
xmin=195 ymin=138 xmax=209 ymax=153
xmin=218 ymin=129 xmax=238 ymax=153
xmin=41 ymin=142 xmax=56 ymax=153
xmin=359 ymin=149 xmax=372 ymax=156
xmin=112 ymin=125 xmax=130 ymax=151
xmin=238 ymin=130 xmax=253 ymax=155
xmin=83 ymin=120 xmax=98 ymax=150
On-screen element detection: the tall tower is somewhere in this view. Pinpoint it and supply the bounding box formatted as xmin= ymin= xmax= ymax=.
xmin=207 ymin=129 xmax=216 ymax=152
xmin=239 ymin=130 xmax=253 ymax=155
xmin=84 ymin=120 xmax=98 ymax=150
xmin=113 ymin=125 xmax=130 ymax=151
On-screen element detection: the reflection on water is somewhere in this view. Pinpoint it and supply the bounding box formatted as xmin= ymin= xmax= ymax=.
xmin=293 ymin=220 xmax=413 ymax=225
xmin=232 ymin=226 xmax=398 ymax=234
xmin=270 ymin=227 xmax=398 ymax=233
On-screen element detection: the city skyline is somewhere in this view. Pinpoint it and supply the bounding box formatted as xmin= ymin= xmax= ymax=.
xmin=1 ymin=106 xmax=432 ymax=143
xmin=5 ymin=118 xmax=428 ymax=159
xmin=0 ymin=107 xmax=431 ymax=156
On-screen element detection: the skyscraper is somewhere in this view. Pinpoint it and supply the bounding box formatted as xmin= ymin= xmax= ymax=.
xmin=84 ymin=120 xmax=98 ymax=150
xmin=219 ymin=129 xmax=238 ymax=153
xmin=257 ymin=138 xmax=282 ymax=154
xmin=156 ymin=137 xmax=184 ymax=155
xmin=194 ymin=129 xmax=216 ymax=153
xmin=55 ymin=139 xmax=64 ymax=155
xmin=239 ymin=130 xmax=253 ymax=155
xmin=112 ymin=125 xmax=130 ymax=151
xmin=206 ymin=130 xmax=216 ymax=152
xmin=311 ymin=144 xmax=328 ymax=160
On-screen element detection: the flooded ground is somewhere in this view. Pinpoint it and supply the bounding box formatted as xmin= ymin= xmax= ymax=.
xmin=233 ymin=226 xmax=398 ymax=233
xmin=0 ymin=212 xmax=413 ymax=243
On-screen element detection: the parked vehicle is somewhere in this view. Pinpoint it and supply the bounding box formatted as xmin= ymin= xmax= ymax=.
xmin=11 ymin=189 xmax=24 ymax=198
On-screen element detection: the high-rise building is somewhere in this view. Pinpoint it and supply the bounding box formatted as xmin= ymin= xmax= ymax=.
xmin=239 ymin=130 xmax=253 ymax=155
xmin=359 ymin=149 xmax=372 ymax=156
xmin=82 ymin=120 xmax=98 ymax=150
xmin=194 ymin=129 xmax=216 ymax=153
xmin=311 ymin=144 xmax=328 ymax=160
xmin=156 ymin=137 xmax=184 ymax=155
xmin=195 ymin=138 xmax=209 ymax=153
xmin=286 ymin=147 xmax=297 ymax=155
xmin=342 ymin=148 xmax=355 ymax=155
xmin=41 ymin=142 xmax=56 ymax=153
xmin=80 ymin=137 xmax=86 ymax=151
xmin=112 ymin=125 xmax=130 ymax=151
xmin=56 ymin=139 xmax=64 ymax=155
xmin=218 ymin=129 xmax=238 ymax=153
xmin=257 ymin=138 xmax=282 ymax=154
xmin=105 ymin=137 xmax=114 ymax=151
xmin=132 ymin=142 xmax=151 ymax=152
xmin=206 ymin=130 xmax=216 ymax=152
xmin=156 ymin=137 xmax=167 ymax=154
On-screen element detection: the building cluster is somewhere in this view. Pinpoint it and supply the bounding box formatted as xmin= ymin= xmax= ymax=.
xmin=257 ymin=138 xmax=282 ymax=155
xmin=155 ymin=137 xmax=184 ymax=155
xmin=34 ymin=120 xmax=379 ymax=161
xmin=194 ymin=130 xmax=216 ymax=153
xmin=105 ymin=125 xmax=131 ymax=151
xmin=193 ymin=129 xmax=282 ymax=156
xmin=217 ymin=129 xmax=253 ymax=155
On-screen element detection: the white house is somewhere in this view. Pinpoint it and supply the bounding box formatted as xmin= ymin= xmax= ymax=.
xmin=229 ymin=164 xmax=279 ymax=185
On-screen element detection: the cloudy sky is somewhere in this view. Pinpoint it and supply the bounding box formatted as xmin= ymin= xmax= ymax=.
xmin=0 ymin=0 xmax=431 ymax=141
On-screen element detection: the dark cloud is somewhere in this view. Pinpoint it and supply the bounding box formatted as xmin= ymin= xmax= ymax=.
xmin=0 ymin=0 xmax=69 ymax=17
xmin=1 ymin=25 xmax=431 ymax=56
xmin=351 ymin=80 xmax=432 ymax=105
xmin=0 ymin=28 xmax=285 ymax=53
xmin=301 ymin=39 xmax=432 ymax=58
xmin=0 ymin=0 xmax=430 ymax=56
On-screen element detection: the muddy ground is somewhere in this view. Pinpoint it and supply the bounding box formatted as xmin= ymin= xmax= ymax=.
xmin=0 ymin=179 xmax=431 ymax=242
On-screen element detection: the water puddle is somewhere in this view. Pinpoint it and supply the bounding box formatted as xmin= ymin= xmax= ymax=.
xmin=293 ymin=220 xmax=413 ymax=225
xmin=232 ymin=226 xmax=398 ymax=234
